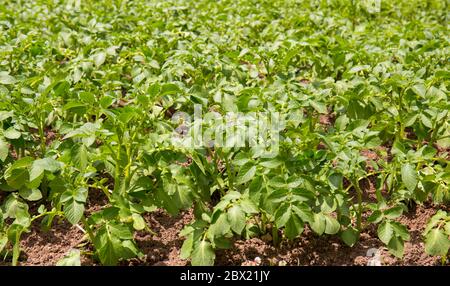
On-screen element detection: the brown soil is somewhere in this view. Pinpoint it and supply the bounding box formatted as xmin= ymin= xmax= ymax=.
xmin=85 ymin=188 xmax=110 ymax=214
xmin=129 ymin=209 xmax=194 ymax=266
xmin=434 ymin=144 xmax=450 ymax=161
xmin=9 ymin=202 xmax=447 ymax=266
xmin=44 ymin=127 xmax=59 ymax=146
xmin=319 ymin=113 xmax=336 ymax=129
xmin=19 ymin=219 xmax=85 ymax=266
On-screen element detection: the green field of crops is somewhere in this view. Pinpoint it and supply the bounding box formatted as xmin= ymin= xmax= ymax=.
xmin=0 ymin=0 xmax=449 ymax=266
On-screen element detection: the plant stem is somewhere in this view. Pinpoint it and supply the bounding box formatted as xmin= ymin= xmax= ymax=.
xmin=39 ymin=123 xmax=46 ymax=156
xmin=80 ymin=216 xmax=95 ymax=244
xmin=113 ymin=129 xmax=122 ymax=194
xmin=395 ymin=87 xmax=406 ymax=140
xmin=30 ymin=210 xmax=60 ymax=223
xmin=223 ymin=150 xmax=234 ymax=190
xmin=351 ymin=178 xmax=363 ymax=231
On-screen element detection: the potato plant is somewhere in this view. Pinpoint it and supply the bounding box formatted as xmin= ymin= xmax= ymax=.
xmin=0 ymin=0 xmax=449 ymax=265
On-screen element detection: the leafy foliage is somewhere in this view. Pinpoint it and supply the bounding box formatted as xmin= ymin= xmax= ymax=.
xmin=0 ymin=0 xmax=449 ymax=265
xmin=423 ymin=210 xmax=450 ymax=261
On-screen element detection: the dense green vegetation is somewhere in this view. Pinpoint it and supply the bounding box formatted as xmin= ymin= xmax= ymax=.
xmin=0 ymin=0 xmax=449 ymax=266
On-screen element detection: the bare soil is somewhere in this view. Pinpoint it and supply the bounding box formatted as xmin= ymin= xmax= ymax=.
xmin=19 ymin=219 xmax=85 ymax=266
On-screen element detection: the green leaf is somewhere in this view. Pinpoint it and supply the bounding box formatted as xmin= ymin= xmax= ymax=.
xmin=284 ymin=214 xmax=304 ymax=240
xmin=108 ymin=223 xmax=134 ymax=240
xmin=71 ymin=144 xmax=88 ymax=170
xmin=6 ymin=168 xmax=29 ymax=189
xmin=445 ymin=222 xmax=450 ymax=236
xmin=239 ymin=198 xmax=259 ymax=214
xmin=61 ymin=187 xmax=87 ymax=225
xmin=3 ymin=195 xmax=29 ymax=219
xmin=160 ymin=83 xmax=180 ymax=96
xmin=93 ymin=52 xmax=106 ymax=67
xmin=420 ymin=114 xmax=433 ymax=128
xmin=179 ymin=226 xmax=195 ymax=237
xmin=93 ymin=223 xmax=139 ymax=266
xmin=4 ymin=128 xmax=21 ymax=139
xmin=64 ymin=102 xmax=87 ymax=115
xmin=387 ymin=236 xmax=404 ymax=258
xmin=0 ymin=111 xmax=13 ymax=121
xmin=100 ymin=96 xmax=114 ymax=108
xmin=391 ymin=221 xmax=410 ymax=241
xmin=56 ymin=249 xmax=81 ymax=266
xmin=190 ymin=152 xmax=206 ymax=175
xmin=425 ymin=210 xmax=447 ymax=230
xmin=324 ymin=215 xmax=340 ymax=235
xmin=309 ymin=100 xmax=327 ymax=114
xmin=121 ymin=239 xmax=141 ymax=259
xmin=328 ymin=173 xmax=343 ymax=190
xmin=275 ymin=204 xmax=291 ymax=228
xmin=53 ymin=80 xmax=70 ymax=97
xmin=384 ymin=206 xmax=403 ymax=219
xmin=259 ymin=159 xmax=282 ymax=169
xmin=227 ymin=205 xmax=246 ymax=234
xmin=0 ymin=235 xmax=7 ymax=254
xmin=378 ymin=220 xmax=394 ymax=245
xmin=155 ymin=187 xmax=180 ymax=216
xmin=191 ymin=241 xmax=215 ymax=266
xmin=213 ymin=236 xmax=232 ymax=249
xmin=335 ymin=115 xmax=349 ymax=131
xmin=0 ymin=73 xmax=16 ymax=85
xmin=30 ymin=158 xmax=61 ymax=182
xmin=235 ymin=163 xmax=256 ymax=185
xmin=392 ymin=140 xmax=406 ymax=155
xmin=341 ymin=228 xmax=359 ymax=247
xmin=19 ymin=188 xmax=42 ymax=201
xmin=132 ymin=214 xmax=146 ymax=231
xmin=0 ymin=138 xmax=8 ymax=161
xmin=79 ymin=92 xmax=96 ymax=104
xmin=367 ymin=210 xmax=383 ymax=223
xmin=411 ymin=84 xmax=426 ymax=97
xmin=401 ymin=163 xmax=417 ymax=192
xmin=310 ymin=213 xmax=326 ymax=235
xmin=180 ymin=233 xmax=194 ymax=260
xmin=209 ymin=212 xmax=230 ymax=237
xmin=96 ymin=236 xmax=119 ymax=266
xmin=424 ymin=229 xmax=450 ymax=256
xmin=64 ymin=199 xmax=84 ymax=225
xmin=404 ymin=114 xmax=418 ymax=127
xmin=292 ymin=203 xmax=313 ymax=223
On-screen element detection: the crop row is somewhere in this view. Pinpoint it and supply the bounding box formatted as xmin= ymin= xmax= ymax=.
xmin=0 ymin=0 xmax=449 ymax=265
